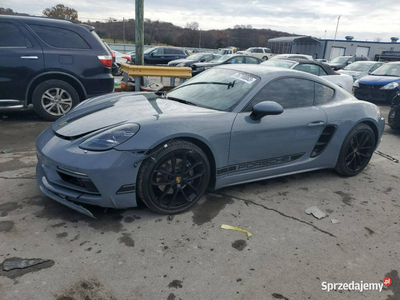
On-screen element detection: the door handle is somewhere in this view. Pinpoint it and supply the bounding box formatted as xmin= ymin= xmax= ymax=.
xmin=308 ymin=121 xmax=325 ymax=127
xmin=21 ymin=56 xmax=38 ymax=60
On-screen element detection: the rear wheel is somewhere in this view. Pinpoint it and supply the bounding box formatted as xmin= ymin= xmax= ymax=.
xmin=388 ymin=108 xmax=400 ymax=129
xmin=335 ymin=124 xmax=376 ymax=176
xmin=32 ymin=80 xmax=79 ymax=121
xmin=262 ymin=56 xmax=268 ymax=61
xmin=137 ymin=140 xmax=210 ymax=214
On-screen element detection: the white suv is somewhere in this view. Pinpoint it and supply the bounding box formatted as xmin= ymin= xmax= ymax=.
xmin=237 ymin=47 xmax=273 ymax=60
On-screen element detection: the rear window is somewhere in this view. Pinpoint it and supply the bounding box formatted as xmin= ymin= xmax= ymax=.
xmin=29 ymin=24 xmax=90 ymax=49
xmin=0 ymin=22 xmax=30 ymax=47
xmin=315 ymin=83 xmax=334 ymax=105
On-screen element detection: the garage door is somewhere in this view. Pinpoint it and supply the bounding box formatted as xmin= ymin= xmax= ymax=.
xmin=356 ymin=46 xmax=369 ymax=58
xmin=330 ymin=47 xmax=345 ymax=59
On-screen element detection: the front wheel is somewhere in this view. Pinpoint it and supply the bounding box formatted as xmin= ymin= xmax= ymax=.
xmin=335 ymin=123 xmax=376 ymax=176
xmin=388 ymin=108 xmax=400 ymax=129
xmin=137 ymin=140 xmax=210 ymax=214
xmin=32 ymin=80 xmax=79 ymax=121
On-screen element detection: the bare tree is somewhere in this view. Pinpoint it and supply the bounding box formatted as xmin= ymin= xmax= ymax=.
xmin=43 ymin=4 xmax=78 ymax=21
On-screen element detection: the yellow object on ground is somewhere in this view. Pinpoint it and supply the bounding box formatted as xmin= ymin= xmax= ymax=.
xmin=220 ymin=224 xmax=252 ymax=239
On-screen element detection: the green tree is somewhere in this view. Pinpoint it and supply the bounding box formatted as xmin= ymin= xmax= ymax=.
xmin=43 ymin=4 xmax=78 ymax=21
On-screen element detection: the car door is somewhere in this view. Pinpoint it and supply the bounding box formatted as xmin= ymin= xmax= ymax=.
xmin=149 ymin=47 xmax=165 ymax=64
xmin=228 ymin=77 xmax=327 ymax=182
xmin=227 ymin=56 xmax=245 ymax=64
xmin=0 ymin=20 xmax=44 ymax=105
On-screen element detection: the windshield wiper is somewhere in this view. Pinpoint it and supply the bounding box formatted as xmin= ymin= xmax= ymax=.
xmin=165 ymin=96 xmax=198 ymax=106
xmin=173 ymin=81 xmax=236 ymax=91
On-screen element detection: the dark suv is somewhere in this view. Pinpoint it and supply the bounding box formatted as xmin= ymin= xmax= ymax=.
xmin=0 ymin=15 xmax=114 ymax=120
xmin=131 ymin=46 xmax=189 ymax=65
xmin=328 ymin=55 xmax=370 ymax=71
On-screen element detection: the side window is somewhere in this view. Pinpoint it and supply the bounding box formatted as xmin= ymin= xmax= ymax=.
xmin=293 ymin=64 xmax=320 ymax=76
xmin=204 ymin=55 xmax=213 ymax=61
xmin=247 ymin=78 xmax=314 ymax=110
xmin=253 ymin=49 xmax=263 ymax=53
xmin=165 ymin=48 xmax=175 ymax=55
xmin=263 ymin=48 xmax=271 ymax=53
xmin=318 ymin=67 xmax=328 ymax=76
xmin=29 ymin=24 xmax=89 ymax=49
xmin=349 ymin=57 xmax=355 ymax=63
xmin=314 ymin=83 xmax=335 ymax=105
xmin=370 ymin=63 xmax=382 ymax=72
xmin=229 ymin=56 xmax=245 ymax=64
xmin=245 ymin=57 xmax=260 ymax=64
xmin=153 ymin=48 xmax=164 ymax=55
xmin=0 ymin=22 xmax=30 ymax=47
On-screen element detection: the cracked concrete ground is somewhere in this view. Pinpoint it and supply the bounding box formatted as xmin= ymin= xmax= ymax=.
xmin=0 ymin=105 xmax=399 ymax=300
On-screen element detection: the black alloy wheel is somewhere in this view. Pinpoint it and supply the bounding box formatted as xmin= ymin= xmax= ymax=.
xmin=138 ymin=140 xmax=210 ymax=214
xmin=335 ymin=124 xmax=376 ymax=176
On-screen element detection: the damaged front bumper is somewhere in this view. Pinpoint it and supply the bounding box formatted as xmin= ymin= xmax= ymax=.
xmin=36 ymin=127 xmax=146 ymax=217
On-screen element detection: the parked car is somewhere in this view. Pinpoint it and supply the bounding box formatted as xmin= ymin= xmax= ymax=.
xmin=236 ymin=47 xmax=273 ymax=60
xmin=191 ymin=54 xmax=262 ymax=76
xmin=316 ymin=59 xmax=328 ymax=63
xmin=389 ymin=92 xmax=400 ymax=129
xmin=353 ymin=62 xmax=400 ymax=103
xmin=130 ymin=46 xmax=189 ymax=65
xmin=0 ymin=15 xmax=114 ymax=120
xmin=338 ymin=61 xmax=384 ymax=81
xmin=328 ymin=55 xmax=370 ymax=71
xmin=36 ymin=64 xmax=385 ymax=217
xmin=168 ymin=53 xmax=220 ymax=67
xmin=261 ymin=59 xmax=354 ymax=92
xmin=103 ymin=42 xmax=131 ymax=76
xmin=216 ymin=48 xmax=235 ymax=55
xmin=271 ymin=54 xmax=314 ymax=61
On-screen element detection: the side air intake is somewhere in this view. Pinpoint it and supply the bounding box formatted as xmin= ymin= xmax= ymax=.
xmin=311 ymin=126 xmax=337 ymax=158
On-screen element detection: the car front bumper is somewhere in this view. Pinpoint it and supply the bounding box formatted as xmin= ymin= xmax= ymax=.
xmin=36 ymin=127 xmax=145 ymax=217
xmin=354 ymin=87 xmax=397 ymax=103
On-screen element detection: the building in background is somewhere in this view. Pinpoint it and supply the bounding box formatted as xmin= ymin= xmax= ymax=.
xmin=267 ymin=36 xmax=400 ymax=61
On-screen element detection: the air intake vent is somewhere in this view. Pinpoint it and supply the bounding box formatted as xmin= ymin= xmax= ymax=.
xmin=311 ymin=125 xmax=337 ymax=158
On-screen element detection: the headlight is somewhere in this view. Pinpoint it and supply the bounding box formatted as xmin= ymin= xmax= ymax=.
xmin=380 ymin=82 xmax=399 ymax=90
xmin=353 ymin=80 xmax=360 ymax=88
xmin=376 ymin=106 xmax=381 ymax=118
xmin=79 ymin=123 xmax=140 ymax=151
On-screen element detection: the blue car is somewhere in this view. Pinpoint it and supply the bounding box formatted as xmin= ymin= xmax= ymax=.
xmin=131 ymin=46 xmax=189 ymax=65
xmin=353 ymin=62 xmax=400 ymax=103
xmin=36 ymin=65 xmax=385 ymax=217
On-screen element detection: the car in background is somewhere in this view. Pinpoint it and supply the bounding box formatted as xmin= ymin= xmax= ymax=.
xmin=316 ymin=59 xmax=328 ymax=63
xmin=236 ymin=47 xmax=273 ymax=60
xmin=271 ymin=53 xmax=314 ymax=61
xmin=103 ymin=42 xmax=131 ymax=75
xmin=328 ymin=55 xmax=370 ymax=71
xmin=216 ymin=48 xmax=235 ymax=55
xmin=0 ymin=15 xmax=114 ymax=121
xmin=36 ymin=64 xmax=385 ymax=216
xmin=191 ymin=54 xmax=262 ymax=76
xmin=130 ymin=46 xmax=189 ymax=65
xmin=353 ymin=62 xmax=400 ymax=103
xmin=261 ymin=59 xmax=353 ymax=92
xmin=168 ymin=53 xmax=220 ymax=67
xmin=338 ymin=61 xmax=384 ymax=81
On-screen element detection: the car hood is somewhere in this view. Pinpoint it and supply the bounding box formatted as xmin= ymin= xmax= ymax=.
xmin=339 ymin=70 xmax=366 ymax=76
xmin=359 ymin=75 xmax=400 ymax=85
xmin=52 ymin=92 xmax=217 ymax=138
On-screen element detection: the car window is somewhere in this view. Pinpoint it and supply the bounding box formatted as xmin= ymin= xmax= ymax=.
xmin=0 ymin=22 xmax=30 ymax=48
xmin=229 ymin=56 xmax=245 ymax=64
xmin=349 ymin=57 xmax=355 ymax=63
xmin=29 ymin=24 xmax=90 ymax=49
xmin=370 ymin=63 xmax=383 ymax=72
xmin=245 ymin=57 xmax=260 ymax=64
xmin=248 ymin=77 xmax=314 ymax=110
xmin=263 ymin=48 xmax=271 ymax=53
xmin=165 ymin=48 xmax=176 ymax=55
xmin=153 ymin=48 xmax=165 ymax=55
xmin=294 ymin=64 xmax=319 ymax=76
xmin=314 ymin=83 xmax=334 ymax=105
xmin=204 ymin=54 xmax=213 ymax=61
xmin=252 ymin=49 xmax=263 ymax=53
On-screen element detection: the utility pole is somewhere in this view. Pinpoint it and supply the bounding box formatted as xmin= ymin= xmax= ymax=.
xmin=123 ymin=17 xmax=125 ymax=44
xmin=135 ymin=0 xmax=144 ymax=91
xmin=199 ymin=28 xmax=201 ymax=48
xmin=324 ymin=30 xmax=327 ymax=39
xmin=330 ymin=15 xmax=341 ymax=60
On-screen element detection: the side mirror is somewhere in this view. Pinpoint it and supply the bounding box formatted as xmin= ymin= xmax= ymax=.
xmin=250 ymin=101 xmax=284 ymax=120
xmin=200 ymin=58 xmax=206 ymax=62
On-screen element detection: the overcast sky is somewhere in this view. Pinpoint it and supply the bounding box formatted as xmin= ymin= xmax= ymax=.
xmin=7 ymin=0 xmax=400 ymax=42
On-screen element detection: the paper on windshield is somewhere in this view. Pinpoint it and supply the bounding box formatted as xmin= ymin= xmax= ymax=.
xmin=231 ymin=72 xmax=257 ymax=84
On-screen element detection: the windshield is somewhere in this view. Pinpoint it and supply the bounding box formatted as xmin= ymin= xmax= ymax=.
xmin=210 ymin=54 xmax=231 ymax=63
xmin=166 ymin=68 xmax=259 ymax=111
xmin=144 ymin=47 xmax=156 ymax=54
xmin=216 ymin=49 xmax=230 ymax=55
xmin=261 ymin=60 xmax=296 ymax=68
xmin=343 ymin=62 xmax=372 ymax=72
xmin=330 ymin=56 xmax=349 ymax=64
xmin=371 ymin=64 xmax=400 ymax=77
xmin=187 ymin=54 xmax=204 ymax=60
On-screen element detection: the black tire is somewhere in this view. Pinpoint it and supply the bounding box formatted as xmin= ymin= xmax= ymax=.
xmin=262 ymin=56 xmax=268 ymax=61
xmin=335 ymin=123 xmax=376 ymax=176
xmin=32 ymin=80 xmax=79 ymax=121
xmin=137 ymin=140 xmax=210 ymax=214
xmin=388 ymin=108 xmax=400 ymax=129
xmin=112 ymin=64 xmax=123 ymax=76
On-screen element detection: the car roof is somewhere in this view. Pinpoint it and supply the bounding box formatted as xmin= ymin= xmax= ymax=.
xmin=0 ymin=15 xmax=93 ymax=30
xmin=387 ymin=61 xmax=400 ymax=64
xmin=350 ymin=61 xmax=382 ymax=64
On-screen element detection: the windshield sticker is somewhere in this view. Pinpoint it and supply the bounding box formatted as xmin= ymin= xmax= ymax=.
xmin=231 ymin=72 xmax=257 ymax=84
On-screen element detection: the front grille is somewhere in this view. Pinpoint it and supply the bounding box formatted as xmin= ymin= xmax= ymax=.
xmin=354 ymin=88 xmax=396 ymax=102
xmin=359 ymin=84 xmax=384 ymax=90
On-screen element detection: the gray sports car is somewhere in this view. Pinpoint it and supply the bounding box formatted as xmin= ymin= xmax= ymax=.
xmin=36 ymin=65 xmax=385 ymax=217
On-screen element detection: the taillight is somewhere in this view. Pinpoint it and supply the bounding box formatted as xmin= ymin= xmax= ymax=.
xmin=98 ymin=55 xmax=112 ymax=68
xmin=121 ymin=56 xmax=131 ymax=61
xmin=110 ymin=51 xmax=115 ymax=59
